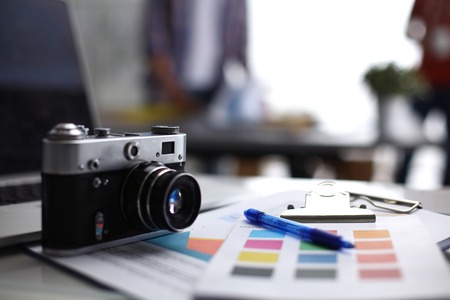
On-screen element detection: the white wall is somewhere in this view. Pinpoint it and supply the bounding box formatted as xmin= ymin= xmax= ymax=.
xmin=248 ymin=0 xmax=420 ymax=133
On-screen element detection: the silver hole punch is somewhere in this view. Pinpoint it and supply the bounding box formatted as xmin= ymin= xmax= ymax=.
xmin=281 ymin=181 xmax=422 ymax=223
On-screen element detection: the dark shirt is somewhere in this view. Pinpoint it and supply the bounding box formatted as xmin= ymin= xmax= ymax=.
xmin=144 ymin=0 xmax=247 ymax=97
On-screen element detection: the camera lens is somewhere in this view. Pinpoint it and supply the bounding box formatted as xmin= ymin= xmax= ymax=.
xmin=121 ymin=162 xmax=201 ymax=232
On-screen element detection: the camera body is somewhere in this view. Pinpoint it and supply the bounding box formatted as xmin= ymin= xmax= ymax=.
xmin=42 ymin=123 xmax=201 ymax=256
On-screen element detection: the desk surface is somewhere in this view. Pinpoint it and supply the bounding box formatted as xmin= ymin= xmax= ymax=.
xmin=107 ymin=113 xmax=436 ymax=156
xmin=0 ymin=175 xmax=449 ymax=299
xmin=182 ymin=121 xmax=378 ymax=156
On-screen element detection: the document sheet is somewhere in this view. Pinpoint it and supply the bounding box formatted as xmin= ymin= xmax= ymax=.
xmin=196 ymin=213 xmax=450 ymax=299
xmin=30 ymin=190 xmax=450 ymax=300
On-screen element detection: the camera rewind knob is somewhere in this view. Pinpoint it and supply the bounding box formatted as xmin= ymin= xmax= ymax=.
xmin=151 ymin=125 xmax=179 ymax=135
xmin=47 ymin=123 xmax=87 ymax=140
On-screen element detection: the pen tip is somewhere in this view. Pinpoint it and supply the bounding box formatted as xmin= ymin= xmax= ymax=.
xmin=342 ymin=241 xmax=355 ymax=249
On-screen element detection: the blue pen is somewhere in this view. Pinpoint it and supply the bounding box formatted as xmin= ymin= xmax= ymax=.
xmin=244 ymin=208 xmax=354 ymax=250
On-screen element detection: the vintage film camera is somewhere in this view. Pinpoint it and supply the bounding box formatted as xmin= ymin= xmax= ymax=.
xmin=42 ymin=123 xmax=201 ymax=256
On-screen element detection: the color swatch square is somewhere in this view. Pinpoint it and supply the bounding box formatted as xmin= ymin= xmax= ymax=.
xmin=298 ymin=254 xmax=337 ymax=264
xmin=187 ymin=237 xmax=224 ymax=256
xmin=300 ymin=241 xmax=330 ymax=251
xmin=295 ymin=268 xmax=337 ymax=279
xmin=354 ymin=230 xmax=390 ymax=239
xmin=249 ymin=230 xmax=285 ymax=239
xmin=244 ymin=239 xmax=283 ymax=250
xmin=238 ymin=251 xmax=279 ymax=263
xmin=357 ymin=253 xmax=397 ymax=264
xmin=355 ymin=240 xmax=393 ymax=250
xmin=359 ymin=268 xmax=401 ymax=279
xmin=232 ymin=266 xmax=273 ymax=278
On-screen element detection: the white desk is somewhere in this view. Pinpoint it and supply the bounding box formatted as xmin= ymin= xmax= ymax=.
xmin=0 ymin=175 xmax=449 ymax=299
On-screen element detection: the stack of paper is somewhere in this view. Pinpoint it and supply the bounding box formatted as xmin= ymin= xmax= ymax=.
xmin=30 ymin=190 xmax=450 ymax=300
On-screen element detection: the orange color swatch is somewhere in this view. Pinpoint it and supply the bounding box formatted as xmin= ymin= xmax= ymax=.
xmin=357 ymin=253 xmax=397 ymax=263
xmin=354 ymin=230 xmax=390 ymax=239
xmin=355 ymin=240 xmax=393 ymax=250
xmin=187 ymin=238 xmax=224 ymax=256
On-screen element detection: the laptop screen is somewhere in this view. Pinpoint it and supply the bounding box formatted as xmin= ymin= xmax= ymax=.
xmin=0 ymin=0 xmax=95 ymax=174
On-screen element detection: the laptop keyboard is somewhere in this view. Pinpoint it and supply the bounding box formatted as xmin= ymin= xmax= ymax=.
xmin=0 ymin=183 xmax=41 ymax=205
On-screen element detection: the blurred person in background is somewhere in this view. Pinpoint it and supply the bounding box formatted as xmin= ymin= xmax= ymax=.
xmin=144 ymin=0 xmax=249 ymax=174
xmin=406 ymin=0 xmax=450 ymax=185
xmin=144 ymin=0 xmax=248 ymax=113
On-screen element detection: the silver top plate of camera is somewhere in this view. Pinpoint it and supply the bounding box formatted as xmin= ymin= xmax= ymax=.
xmin=43 ymin=123 xmax=187 ymax=175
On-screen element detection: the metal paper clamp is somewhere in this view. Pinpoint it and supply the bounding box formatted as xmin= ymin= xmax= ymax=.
xmin=280 ymin=181 xmax=422 ymax=224
xmin=348 ymin=192 xmax=422 ymax=214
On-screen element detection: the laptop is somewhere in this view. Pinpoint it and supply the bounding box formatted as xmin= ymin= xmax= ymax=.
xmin=0 ymin=0 xmax=257 ymax=248
xmin=0 ymin=0 xmax=100 ymax=246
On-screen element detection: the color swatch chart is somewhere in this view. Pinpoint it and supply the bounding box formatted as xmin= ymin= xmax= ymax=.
xmin=147 ymin=231 xmax=224 ymax=262
xmin=296 ymin=230 xmax=339 ymax=280
xmin=147 ymin=228 xmax=402 ymax=282
xmin=354 ymin=229 xmax=400 ymax=280
xmin=231 ymin=228 xmax=402 ymax=281
xmin=232 ymin=229 xmax=338 ymax=279
xmin=232 ymin=229 xmax=285 ymax=278
xmin=197 ymin=214 xmax=450 ymax=300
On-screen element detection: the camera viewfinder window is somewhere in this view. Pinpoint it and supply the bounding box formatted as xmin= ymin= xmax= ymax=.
xmin=162 ymin=141 xmax=175 ymax=155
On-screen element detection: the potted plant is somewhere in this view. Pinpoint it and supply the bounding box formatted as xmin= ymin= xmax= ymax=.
xmin=363 ymin=63 xmax=427 ymax=141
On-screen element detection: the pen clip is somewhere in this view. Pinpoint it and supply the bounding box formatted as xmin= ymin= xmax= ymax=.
xmin=349 ymin=192 xmax=422 ymax=214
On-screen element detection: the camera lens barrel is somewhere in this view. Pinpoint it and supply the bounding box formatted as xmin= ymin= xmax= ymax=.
xmin=121 ymin=162 xmax=201 ymax=232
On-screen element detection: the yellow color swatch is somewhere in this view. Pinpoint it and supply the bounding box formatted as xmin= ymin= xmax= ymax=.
xmin=238 ymin=251 xmax=279 ymax=263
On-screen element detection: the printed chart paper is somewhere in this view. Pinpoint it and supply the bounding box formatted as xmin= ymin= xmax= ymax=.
xmin=28 ymin=191 xmax=260 ymax=300
xmin=195 ymin=213 xmax=450 ymax=299
xmin=29 ymin=189 xmax=450 ymax=300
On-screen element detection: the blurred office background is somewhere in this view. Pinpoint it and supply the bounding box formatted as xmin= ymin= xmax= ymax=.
xmin=72 ymin=0 xmax=446 ymax=189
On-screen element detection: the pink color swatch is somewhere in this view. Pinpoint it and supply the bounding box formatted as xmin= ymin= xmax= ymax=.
xmin=244 ymin=239 xmax=283 ymax=250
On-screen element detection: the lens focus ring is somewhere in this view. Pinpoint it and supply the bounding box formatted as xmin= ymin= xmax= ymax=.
xmin=121 ymin=162 xmax=201 ymax=232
